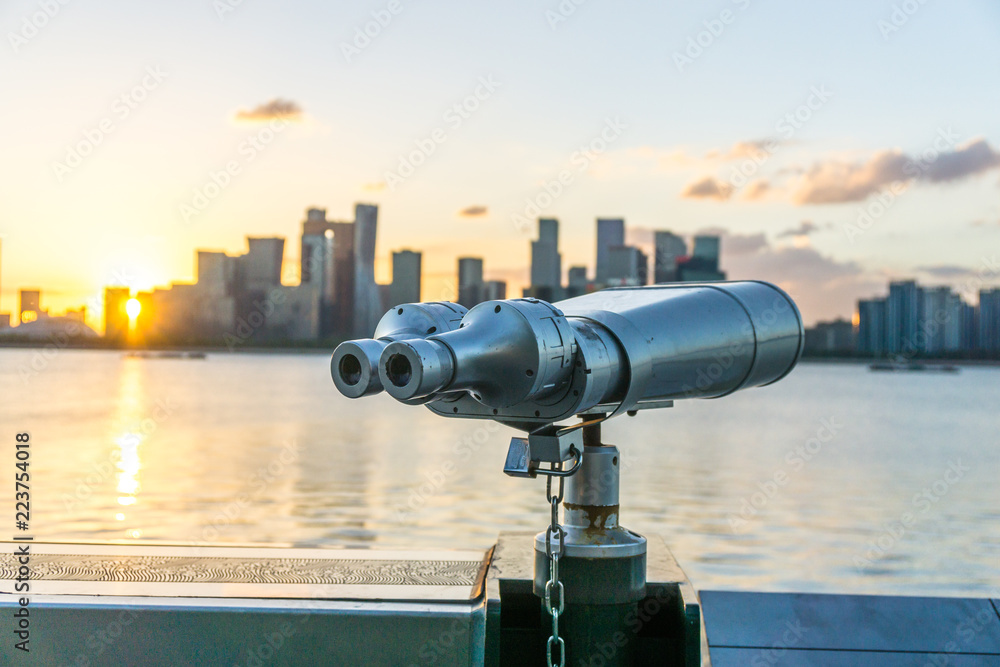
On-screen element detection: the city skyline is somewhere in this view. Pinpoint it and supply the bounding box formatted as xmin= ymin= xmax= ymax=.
xmin=3 ymin=202 xmax=1000 ymax=336
xmin=2 ymin=1 xmax=999 ymax=331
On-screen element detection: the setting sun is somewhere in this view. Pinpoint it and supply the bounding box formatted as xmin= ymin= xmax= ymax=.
xmin=125 ymin=298 xmax=141 ymax=319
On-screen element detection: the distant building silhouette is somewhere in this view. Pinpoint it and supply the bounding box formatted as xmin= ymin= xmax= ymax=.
xmin=678 ymin=235 xmax=726 ymax=281
xmin=981 ymin=289 xmax=1000 ymax=353
xmin=353 ymin=203 xmax=380 ymax=337
xmin=606 ymin=246 xmax=648 ymax=286
xmin=654 ymin=231 xmax=687 ymax=283
xmin=565 ymin=266 xmax=589 ymax=298
xmin=483 ymin=280 xmax=506 ymax=301
xmin=595 ymin=218 xmax=625 ymax=284
xmin=457 ymin=257 xmax=484 ymax=308
xmin=390 ymin=250 xmax=422 ymax=306
xmin=855 ymin=281 xmax=999 ymax=357
xmin=19 ymin=289 xmax=41 ymax=324
xmin=530 ymin=218 xmax=562 ymax=298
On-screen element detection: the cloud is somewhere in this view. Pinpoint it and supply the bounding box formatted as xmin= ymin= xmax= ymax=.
xmin=793 ymin=139 xmax=1000 ymax=204
xmin=776 ymin=220 xmax=824 ymax=238
xmin=234 ymin=98 xmax=303 ymax=123
xmin=922 ymin=139 xmax=1000 ymax=182
xmin=721 ymin=139 xmax=780 ymax=160
xmin=694 ymin=229 xmax=880 ymax=324
xmin=915 ymin=265 xmax=978 ymax=279
xmin=458 ymin=205 xmax=488 ymax=217
xmin=742 ymin=179 xmax=772 ymax=201
xmin=681 ymin=176 xmax=733 ymax=201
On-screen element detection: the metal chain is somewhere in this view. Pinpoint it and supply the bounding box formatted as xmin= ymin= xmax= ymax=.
xmin=544 ymin=469 xmax=566 ymax=667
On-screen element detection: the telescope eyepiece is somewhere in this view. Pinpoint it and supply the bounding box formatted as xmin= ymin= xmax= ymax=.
xmin=379 ymin=338 xmax=455 ymax=401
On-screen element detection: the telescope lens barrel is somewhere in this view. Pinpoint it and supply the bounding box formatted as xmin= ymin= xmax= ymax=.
xmin=331 ymin=282 xmax=804 ymax=422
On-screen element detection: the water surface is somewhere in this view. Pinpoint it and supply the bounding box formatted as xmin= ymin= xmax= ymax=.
xmin=1 ymin=349 xmax=997 ymax=597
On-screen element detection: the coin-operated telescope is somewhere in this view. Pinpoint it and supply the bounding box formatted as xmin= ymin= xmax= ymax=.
xmin=331 ymin=281 xmax=803 ymax=666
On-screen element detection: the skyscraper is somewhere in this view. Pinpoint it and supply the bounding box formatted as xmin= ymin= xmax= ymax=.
xmin=390 ymin=250 xmax=422 ymax=306
xmin=886 ymin=280 xmax=920 ymax=354
xmin=530 ymin=218 xmax=561 ymax=296
xmin=457 ymin=257 xmax=484 ymax=308
xmin=353 ymin=203 xmax=380 ymax=337
xmin=300 ymin=207 xmax=360 ymax=336
xmin=242 ymin=238 xmax=284 ymax=290
xmin=653 ymin=231 xmax=687 ymax=283
xmin=18 ymin=289 xmax=40 ymax=324
xmin=483 ymin=280 xmax=506 ymax=301
xmin=692 ymin=235 xmax=720 ymax=268
xmin=565 ymin=266 xmax=589 ymax=298
xmin=857 ymin=298 xmax=886 ymax=355
xmin=980 ymin=288 xmax=1000 ymax=352
xmin=606 ymin=246 xmax=648 ymax=286
xmin=678 ymin=235 xmax=726 ymax=282
xmin=595 ymin=218 xmax=625 ymax=284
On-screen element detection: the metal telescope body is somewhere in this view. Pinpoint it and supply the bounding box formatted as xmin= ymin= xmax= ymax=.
xmin=332 ymin=281 xmax=804 ymax=430
xmin=330 ymin=280 xmax=803 ymax=665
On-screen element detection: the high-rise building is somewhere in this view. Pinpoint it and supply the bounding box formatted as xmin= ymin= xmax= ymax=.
xmin=857 ymin=298 xmax=886 ymax=355
xmin=390 ymin=250 xmax=422 ymax=306
xmin=104 ymin=287 xmax=130 ymax=343
xmin=919 ymin=287 xmax=950 ymax=355
xmin=980 ymin=288 xmax=1000 ymax=352
xmin=530 ymin=218 xmax=561 ymax=295
xmin=300 ymin=208 xmax=334 ymax=293
xmin=353 ymin=203 xmax=380 ymax=337
xmin=483 ymin=280 xmax=506 ymax=301
xmin=677 ymin=235 xmax=726 ymax=281
xmin=242 ymin=238 xmax=284 ymax=290
xmin=197 ymin=251 xmax=235 ymax=296
xmin=804 ymin=319 xmax=855 ymax=353
xmin=565 ymin=266 xmax=589 ymax=298
xmin=19 ymin=289 xmax=41 ymax=324
xmin=595 ymin=218 xmax=625 ymax=284
xmin=886 ymin=280 xmax=920 ymax=354
xmin=457 ymin=257 xmax=484 ymax=308
xmin=654 ymin=231 xmax=687 ymax=283
xmin=606 ymin=246 xmax=648 ymax=286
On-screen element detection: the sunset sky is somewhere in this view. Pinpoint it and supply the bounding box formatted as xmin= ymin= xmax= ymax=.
xmin=1 ymin=0 xmax=999 ymax=330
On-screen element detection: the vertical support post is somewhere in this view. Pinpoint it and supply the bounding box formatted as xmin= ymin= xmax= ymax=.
xmin=534 ymin=416 xmax=647 ymax=666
